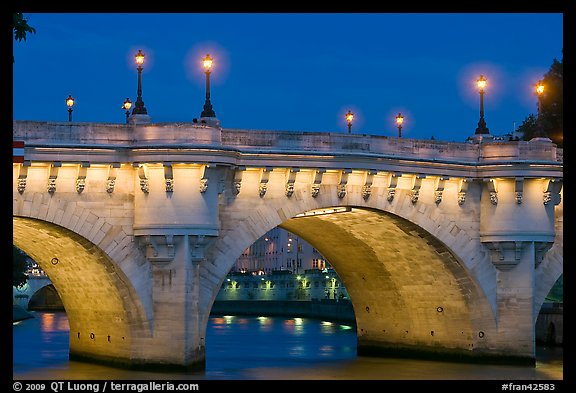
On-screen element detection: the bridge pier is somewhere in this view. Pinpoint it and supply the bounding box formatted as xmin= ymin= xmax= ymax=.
xmin=480 ymin=177 xmax=558 ymax=364
xmin=126 ymin=234 xmax=216 ymax=370
xmin=482 ymin=241 xmax=538 ymax=364
xmin=127 ymin=161 xmax=224 ymax=368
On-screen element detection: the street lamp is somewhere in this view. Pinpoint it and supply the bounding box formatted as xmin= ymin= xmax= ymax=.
xmin=395 ymin=112 xmax=404 ymax=138
xmin=66 ymin=95 xmax=75 ymax=122
xmin=474 ymin=74 xmax=490 ymax=135
xmin=132 ymin=49 xmax=148 ymax=115
xmin=345 ymin=110 xmax=354 ymax=134
xmin=122 ymin=98 xmax=132 ymax=124
xmin=200 ymin=53 xmax=216 ymax=118
xmin=530 ymin=80 xmax=551 ymax=142
xmin=534 ymin=80 xmax=545 ymax=137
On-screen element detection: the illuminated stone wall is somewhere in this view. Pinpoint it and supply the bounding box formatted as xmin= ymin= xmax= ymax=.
xmin=13 ymin=120 xmax=563 ymax=367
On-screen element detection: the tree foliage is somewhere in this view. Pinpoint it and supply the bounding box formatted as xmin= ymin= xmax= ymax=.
xmin=518 ymin=53 xmax=563 ymax=146
xmin=541 ymin=58 xmax=563 ymax=146
xmin=13 ymin=13 xmax=36 ymax=42
xmin=13 ymin=246 xmax=30 ymax=288
xmin=13 ymin=13 xmax=36 ymax=63
xmin=516 ymin=114 xmax=538 ymax=140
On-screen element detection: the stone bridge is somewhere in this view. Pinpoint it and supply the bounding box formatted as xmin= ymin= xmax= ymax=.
xmin=12 ymin=120 xmax=563 ymax=369
xmin=13 ymin=276 xmax=54 ymax=310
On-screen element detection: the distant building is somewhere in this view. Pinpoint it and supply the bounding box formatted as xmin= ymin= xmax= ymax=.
xmin=233 ymin=227 xmax=328 ymax=274
xmin=466 ymin=130 xmax=524 ymax=143
xmin=217 ymin=267 xmax=350 ymax=302
xmin=492 ymin=130 xmax=523 ymax=141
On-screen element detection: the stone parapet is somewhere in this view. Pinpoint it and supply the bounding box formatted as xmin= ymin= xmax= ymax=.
xmin=13 ymin=121 xmax=222 ymax=147
xmin=14 ymin=121 xmax=561 ymax=165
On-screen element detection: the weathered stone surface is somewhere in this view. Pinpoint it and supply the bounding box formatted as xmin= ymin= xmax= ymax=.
xmin=12 ymin=121 xmax=563 ymax=369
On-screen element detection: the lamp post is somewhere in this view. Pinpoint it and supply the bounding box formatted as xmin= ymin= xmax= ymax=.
xmin=66 ymin=95 xmax=75 ymax=122
xmin=132 ymin=50 xmax=148 ymax=115
xmin=122 ymin=98 xmax=132 ymax=124
xmin=200 ymin=53 xmax=216 ymax=118
xmin=395 ymin=112 xmax=404 ymax=138
xmin=474 ymin=74 xmax=490 ymax=135
xmin=345 ymin=110 xmax=354 ymax=134
xmin=534 ymin=80 xmax=545 ymax=138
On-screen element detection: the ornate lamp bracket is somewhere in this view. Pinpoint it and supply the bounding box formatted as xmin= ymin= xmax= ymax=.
xmin=199 ymin=164 xmax=211 ymax=193
xmin=135 ymin=164 xmax=149 ymax=193
xmin=485 ymin=178 xmax=498 ymax=205
xmin=106 ymin=163 xmax=120 ymax=193
xmin=17 ymin=162 xmax=30 ymax=194
xmin=434 ymin=176 xmax=449 ymax=205
xmin=47 ymin=162 xmax=61 ymax=194
xmin=76 ymin=162 xmax=89 ymax=194
xmin=163 ymin=162 xmax=174 ymax=192
xmin=285 ymin=168 xmax=300 ymax=197
xmin=233 ymin=166 xmax=246 ymax=195
xmin=458 ymin=178 xmax=472 ymax=205
xmin=543 ymin=178 xmax=562 ymax=206
xmin=311 ymin=168 xmax=325 ymax=198
xmin=337 ymin=169 xmax=352 ymax=199
xmin=387 ymin=172 xmax=401 ymax=202
xmin=362 ymin=170 xmax=377 ymax=200
xmin=259 ymin=167 xmax=272 ymax=197
xmin=411 ymin=174 xmax=425 ymax=204
xmin=514 ymin=177 xmax=524 ymax=204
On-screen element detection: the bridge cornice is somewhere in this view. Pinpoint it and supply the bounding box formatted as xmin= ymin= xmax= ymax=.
xmin=14 ymin=120 xmax=563 ymax=181
xmin=16 ymin=146 xmax=563 ymax=181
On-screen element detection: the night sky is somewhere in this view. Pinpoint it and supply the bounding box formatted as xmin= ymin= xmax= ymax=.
xmin=12 ymin=12 xmax=563 ymax=142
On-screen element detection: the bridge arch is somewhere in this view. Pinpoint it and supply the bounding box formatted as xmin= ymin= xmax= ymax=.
xmin=204 ymin=181 xmax=500 ymax=360
xmin=28 ymin=284 xmax=64 ymax=310
xmin=13 ymin=216 xmax=152 ymax=366
xmin=13 ymin=272 xmax=53 ymax=309
xmin=534 ymin=201 xmax=563 ymax=322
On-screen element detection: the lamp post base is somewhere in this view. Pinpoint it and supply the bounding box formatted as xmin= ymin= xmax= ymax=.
xmin=467 ymin=133 xmax=493 ymax=144
xmin=129 ymin=114 xmax=152 ymax=125
xmin=195 ymin=117 xmax=221 ymax=128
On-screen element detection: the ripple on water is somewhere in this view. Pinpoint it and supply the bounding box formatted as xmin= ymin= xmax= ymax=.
xmin=13 ymin=312 xmax=563 ymax=381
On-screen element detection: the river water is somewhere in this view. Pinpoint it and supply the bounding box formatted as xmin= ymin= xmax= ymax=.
xmin=13 ymin=311 xmax=563 ymax=382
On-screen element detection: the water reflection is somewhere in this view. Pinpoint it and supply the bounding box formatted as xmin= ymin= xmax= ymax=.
xmin=282 ymin=317 xmax=305 ymax=335
xmin=321 ymin=320 xmax=335 ymax=334
xmin=13 ymin=311 xmax=563 ymax=380
xmin=39 ymin=312 xmax=69 ymax=333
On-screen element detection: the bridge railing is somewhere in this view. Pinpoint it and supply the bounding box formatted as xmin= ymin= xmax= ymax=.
xmin=13 ymin=121 xmax=561 ymax=164
xmin=12 ymin=121 xmax=220 ymax=147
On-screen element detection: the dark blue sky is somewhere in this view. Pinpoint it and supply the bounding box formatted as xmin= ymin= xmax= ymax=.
xmin=12 ymin=13 xmax=563 ymax=142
